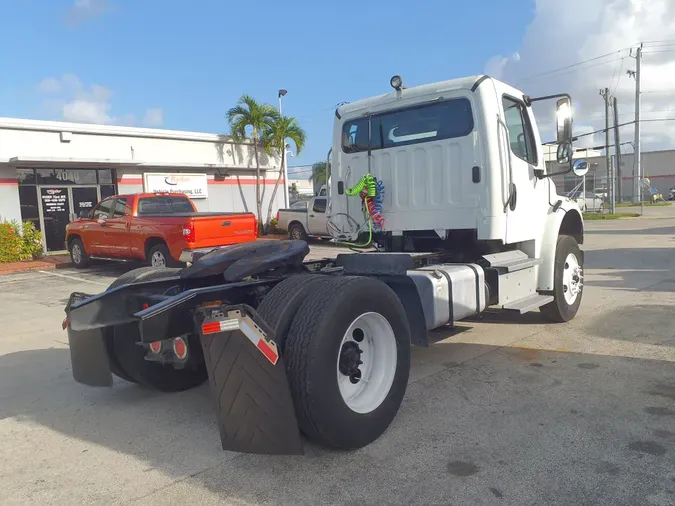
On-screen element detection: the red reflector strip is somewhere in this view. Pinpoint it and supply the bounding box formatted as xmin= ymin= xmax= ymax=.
xmin=256 ymin=339 xmax=279 ymax=365
xmin=201 ymin=321 xmax=223 ymax=335
xmin=62 ymin=317 xmax=70 ymax=330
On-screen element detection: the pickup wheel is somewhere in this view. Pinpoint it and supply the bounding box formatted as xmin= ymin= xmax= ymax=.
xmin=288 ymin=223 xmax=307 ymax=241
xmin=69 ymin=237 xmax=90 ymax=269
xmin=147 ymin=243 xmax=180 ymax=268
xmin=106 ymin=266 xmax=183 ymax=384
xmin=540 ymin=234 xmax=584 ymax=323
xmin=284 ymin=276 xmax=411 ymax=450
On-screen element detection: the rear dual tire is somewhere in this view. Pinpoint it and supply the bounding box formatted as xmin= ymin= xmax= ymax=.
xmin=260 ymin=275 xmax=411 ymax=450
xmin=106 ymin=266 xmax=207 ymax=391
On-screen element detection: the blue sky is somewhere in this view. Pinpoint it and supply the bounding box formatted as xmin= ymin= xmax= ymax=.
xmin=0 ymin=0 xmax=536 ymax=167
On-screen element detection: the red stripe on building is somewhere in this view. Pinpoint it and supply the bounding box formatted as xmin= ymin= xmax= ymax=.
xmin=0 ymin=178 xmax=18 ymax=186
xmin=209 ymin=178 xmax=284 ymax=185
xmin=116 ymin=178 xmax=285 ymax=186
xmin=117 ymin=178 xmax=144 ymax=185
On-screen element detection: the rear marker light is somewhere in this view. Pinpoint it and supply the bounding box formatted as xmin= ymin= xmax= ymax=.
xmin=149 ymin=341 xmax=162 ymax=354
xmin=62 ymin=317 xmax=70 ymax=330
xmin=173 ymin=337 xmax=188 ymax=360
xmin=141 ymin=303 xmax=149 ymax=310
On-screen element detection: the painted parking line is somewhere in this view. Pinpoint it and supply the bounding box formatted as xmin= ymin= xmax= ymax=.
xmin=37 ymin=270 xmax=108 ymax=287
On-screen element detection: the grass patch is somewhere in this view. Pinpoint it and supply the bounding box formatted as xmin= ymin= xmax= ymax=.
xmin=582 ymin=213 xmax=636 ymax=220
xmin=615 ymin=201 xmax=671 ymax=207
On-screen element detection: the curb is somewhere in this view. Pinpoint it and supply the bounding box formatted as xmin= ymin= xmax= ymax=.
xmin=0 ymin=257 xmax=73 ymax=276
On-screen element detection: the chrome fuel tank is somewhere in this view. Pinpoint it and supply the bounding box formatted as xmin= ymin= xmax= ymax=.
xmin=407 ymin=264 xmax=486 ymax=330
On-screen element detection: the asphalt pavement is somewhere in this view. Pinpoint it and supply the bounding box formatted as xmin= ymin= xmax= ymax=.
xmin=1 ymin=214 xmax=674 ymax=505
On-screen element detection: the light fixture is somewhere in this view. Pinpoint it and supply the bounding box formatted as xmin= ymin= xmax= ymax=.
xmin=390 ymin=75 xmax=403 ymax=90
xmin=278 ymin=89 xmax=288 ymax=98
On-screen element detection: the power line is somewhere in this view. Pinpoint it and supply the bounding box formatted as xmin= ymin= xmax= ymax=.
xmin=514 ymin=48 xmax=630 ymax=85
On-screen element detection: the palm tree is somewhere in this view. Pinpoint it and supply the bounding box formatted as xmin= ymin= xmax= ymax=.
xmin=227 ymin=95 xmax=279 ymax=233
xmin=264 ymin=116 xmax=306 ymax=230
xmin=310 ymin=161 xmax=329 ymax=187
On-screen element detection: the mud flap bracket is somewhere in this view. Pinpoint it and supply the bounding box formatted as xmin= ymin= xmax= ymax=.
xmin=197 ymin=304 xmax=304 ymax=455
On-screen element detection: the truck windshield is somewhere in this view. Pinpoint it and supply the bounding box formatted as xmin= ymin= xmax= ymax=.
xmin=137 ymin=196 xmax=193 ymax=215
xmin=341 ymin=97 xmax=474 ymax=153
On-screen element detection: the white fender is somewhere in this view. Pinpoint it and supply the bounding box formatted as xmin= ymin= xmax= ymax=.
xmin=537 ymin=201 xmax=584 ymax=292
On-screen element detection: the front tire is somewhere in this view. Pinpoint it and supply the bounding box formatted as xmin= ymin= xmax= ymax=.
xmin=284 ymin=276 xmax=411 ymax=450
xmin=69 ymin=238 xmax=90 ymax=269
xmin=540 ymin=235 xmax=584 ymax=323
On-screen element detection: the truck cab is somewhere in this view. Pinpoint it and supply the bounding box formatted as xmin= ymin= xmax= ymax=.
xmin=328 ymin=74 xmax=587 ymax=296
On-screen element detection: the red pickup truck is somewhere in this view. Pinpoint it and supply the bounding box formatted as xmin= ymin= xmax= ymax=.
xmin=65 ymin=193 xmax=257 ymax=268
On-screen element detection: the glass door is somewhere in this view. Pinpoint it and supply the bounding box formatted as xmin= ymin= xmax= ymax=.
xmin=39 ymin=186 xmax=71 ymax=252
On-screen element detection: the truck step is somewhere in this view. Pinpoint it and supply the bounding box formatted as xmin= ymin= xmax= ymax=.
xmin=502 ymin=294 xmax=554 ymax=314
xmin=481 ymin=250 xmax=542 ymax=273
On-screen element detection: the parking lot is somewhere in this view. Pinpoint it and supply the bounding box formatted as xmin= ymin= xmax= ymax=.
xmin=1 ymin=216 xmax=675 ymax=506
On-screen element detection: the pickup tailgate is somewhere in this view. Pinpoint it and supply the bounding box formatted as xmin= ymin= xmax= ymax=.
xmin=189 ymin=212 xmax=257 ymax=247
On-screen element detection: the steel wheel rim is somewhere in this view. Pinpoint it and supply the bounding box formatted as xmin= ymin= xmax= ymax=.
xmin=72 ymin=244 xmax=82 ymax=264
xmin=562 ymin=253 xmax=583 ymax=305
xmin=151 ymin=251 xmax=166 ymax=267
xmin=336 ymin=312 xmax=397 ymax=414
xmin=291 ymin=228 xmax=301 ymax=240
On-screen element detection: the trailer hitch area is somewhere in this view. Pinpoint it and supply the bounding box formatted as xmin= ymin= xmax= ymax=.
xmin=197 ymin=304 xmax=304 ymax=455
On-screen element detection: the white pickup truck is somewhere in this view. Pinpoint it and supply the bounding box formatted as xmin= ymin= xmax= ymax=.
xmin=276 ymin=196 xmax=331 ymax=240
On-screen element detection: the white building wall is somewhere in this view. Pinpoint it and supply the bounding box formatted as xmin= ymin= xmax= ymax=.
xmin=0 ymin=118 xmax=287 ymax=230
xmin=0 ymin=118 xmax=279 ymax=170
xmin=0 ymin=166 xmax=21 ymax=224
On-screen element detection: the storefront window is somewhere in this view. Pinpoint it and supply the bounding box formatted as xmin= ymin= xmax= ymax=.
xmin=17 ymin=169 xmax=36 ymax=185
xmin=98 ymin=169 xmax=113 ymax=184
xmin=36 ymin=169 xmax=98 ymax=185
xmin=18 ymin=186 xmax=41 ymax=231
xmin=100 ymin=185 xmax=116 ymax=199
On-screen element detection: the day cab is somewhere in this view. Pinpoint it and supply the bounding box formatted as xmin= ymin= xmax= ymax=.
xmin=65 ymin=192 xmax=257 ymax=268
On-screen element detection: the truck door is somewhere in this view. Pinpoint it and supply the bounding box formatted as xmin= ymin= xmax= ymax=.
xmin=500 ymin=95 xmax=541 ymax=244
xmin=86 ymin=197 xmax=115 ymax=256
xmin=103 ymin=197 xmax=132 ymax=256
xmin=307 ymin=197 xmax=327 ymax=235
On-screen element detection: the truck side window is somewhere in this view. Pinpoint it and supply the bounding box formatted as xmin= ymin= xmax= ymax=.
xmin=502 ymin=96 xmax=538 ymax=165
xmin=92 ymin=198 xmax=113 ymax=219
xmin=313 ymin=198 xmax=327 ymax=213
xmin=112 ymin=198 xmax=128 ymax=218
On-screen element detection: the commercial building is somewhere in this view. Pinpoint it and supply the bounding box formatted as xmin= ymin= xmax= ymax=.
xmin=0 ymin=118 xmax=285 ymax=253
xmin=545 ymin=145 xmax=675 ymax=200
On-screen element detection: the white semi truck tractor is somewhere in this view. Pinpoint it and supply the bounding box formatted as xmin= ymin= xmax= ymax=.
xmin=64 ymin=74 xmax=589 ymax=455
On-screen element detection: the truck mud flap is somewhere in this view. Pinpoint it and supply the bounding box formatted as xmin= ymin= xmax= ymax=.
xmin=67 ymin=326 xmax=113 ymax=387
xmin=198 ymin=305 xmax=303 ymax=455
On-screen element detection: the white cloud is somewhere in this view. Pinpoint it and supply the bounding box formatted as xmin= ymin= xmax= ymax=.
xmin=64 ymin=0 xmax=110 ymax=27
xmin=485 ymin=0 xmax=675 ymax=151
xmin=37 ymin=74 xmax=157 ymax=127
xmin=143 ymin=108 xmax=165 ymax=127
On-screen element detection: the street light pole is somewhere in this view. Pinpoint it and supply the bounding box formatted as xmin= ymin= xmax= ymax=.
xmin=278 ymin=89 xmax=289 ymax=208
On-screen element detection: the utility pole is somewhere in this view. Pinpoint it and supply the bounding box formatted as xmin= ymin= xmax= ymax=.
xmin=628 ymin=44 xmax=642 ymax=207
xmin=600 ymin=87 xmax=613 ymax=213
xmin=613 ymin=96 xmax=621 ymax=209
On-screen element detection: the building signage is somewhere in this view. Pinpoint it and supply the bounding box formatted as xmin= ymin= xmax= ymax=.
xmin=143 ymin=173 xmax=208 ymax=199
xmin=41 ymin=188 xmax=68 ymax=213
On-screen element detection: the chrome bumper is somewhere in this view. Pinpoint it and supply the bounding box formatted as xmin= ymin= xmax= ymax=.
xmin=179 ymin=247 xmax=221 ymax=264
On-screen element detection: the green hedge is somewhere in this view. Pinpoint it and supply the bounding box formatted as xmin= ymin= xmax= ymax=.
xmin=0 ymin=220 xmax=44 ymax=263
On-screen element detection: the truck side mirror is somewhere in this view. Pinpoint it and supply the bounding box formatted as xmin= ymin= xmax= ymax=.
xmin=572 ymin=159 xmax=589 ymax=177
xmin=556 ymin=97 xmax=572 ymax=143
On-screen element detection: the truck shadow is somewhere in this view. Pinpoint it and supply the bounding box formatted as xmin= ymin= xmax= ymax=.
xmin=2 ymin=341 xmax=675 ymax=505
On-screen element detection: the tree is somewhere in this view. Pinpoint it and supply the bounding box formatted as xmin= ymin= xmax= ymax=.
xmin=264 ymin=115 xmax=306 ymax=230
xmin=227 ymin=94 xmax=279 ymax=234
xmin=310 ymin=161 xmax=330 ymax=188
